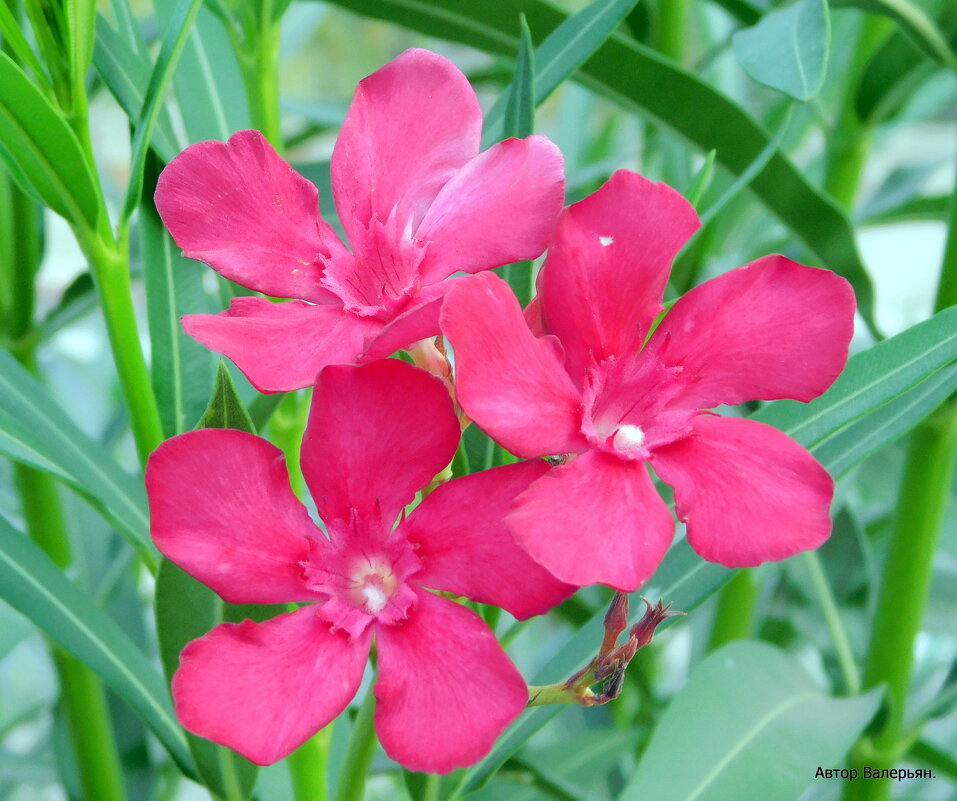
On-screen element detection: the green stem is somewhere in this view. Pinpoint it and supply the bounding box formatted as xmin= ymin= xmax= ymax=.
xmin=420 ymin=773 xmax=440 ymax=801
xmin=288 ymin=726 xmax=334 ymax=801
xmin=842 ymin=125 xmax=957 ymax=801
xmin=82 ymin=232 xmax=165 ymax=465
xmin=654 ymin=0 xmax=688 ymax=64
xmin=801 ymin=552 xmax=861 ymax=695
xmin=14 ymin=394 xmax=127 ymax=801
xmin=234 ymin=11 xmax=283 ymax=149
xmin=269 ymin=390 xmax=309 ymax=498
xmin=705 ymin=569 xmax=758 ymax=651
xmin=334 ymin=688 xmax=378 ymax=801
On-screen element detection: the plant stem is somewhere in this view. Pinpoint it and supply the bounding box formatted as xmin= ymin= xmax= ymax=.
xmin=842 ymin=150 xmax=957 ymax=801
xmin=288 ymin=726 xmax=334 ymax=801
xmin=654 ymin=0 xmax=688 ymax=64
xmin=82 ymin=232 xmax=165 ymax=464
xmin=705 ymin=569 xmax=758 ymax=651
xmin=334 ymin=688 xmax=378 ymax=801
xmin=801 ymin=551 xmax=861 ymax=695
xmin=234 ymin=8 xmax=283 ymax=149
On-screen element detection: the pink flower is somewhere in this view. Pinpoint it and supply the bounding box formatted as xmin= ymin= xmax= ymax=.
xmin=145 ymin=359 xmax=572 ymax=772
xmin=155 ymin=49 xmax=565 ymax=392
xmin=440 ymin=170 xmax=856 ymax=591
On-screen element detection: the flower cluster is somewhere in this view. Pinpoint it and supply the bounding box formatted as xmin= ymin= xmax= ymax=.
xmin=147 ymin=49 xmax=856 ymax=773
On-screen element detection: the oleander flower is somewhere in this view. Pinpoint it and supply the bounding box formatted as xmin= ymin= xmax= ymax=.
xmin=440 ymin=170 xmax=856 ymax=591
xmin=155 ymin=48 xmax=565 ymax=392
xmin=145 ymin=359 xmax=572 ymax=772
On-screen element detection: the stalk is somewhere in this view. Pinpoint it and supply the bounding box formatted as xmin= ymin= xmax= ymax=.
xmin=333 ymin=689 xmax=379 ymax=801
xmin=655 ymin=0 xmax=688 ymax=65
xmin=288 ymin=727 xmax=334 ymax=801
xmin=231 ymin=2 xmax=283 ymax=150
xmin=842 ymin=142 xmax=957 ymax=801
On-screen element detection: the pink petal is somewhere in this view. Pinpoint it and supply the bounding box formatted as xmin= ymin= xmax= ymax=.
xmin=416 ymin=136 xmax=565 ymax=283
xmin=182 ymin=297 xmax=379 ymax=393
xmin=146 ymin=429 xmax=320 ymax=604
xmin=301 ymin=360 xmax=460 ymax=524
xmin=440 ymin=272 xmax=586 ymax=458
xmin=374 ymin=589 xmax=526 ymax=773
xmin=648 ymin=255 xmax=856 ymax=409
xmin=331 ymin=49 xmax=481 ymax=246
xmin=155 ymin=130 xmax=343 ymax=304
xmin=359 ymin=283 xmax=451 ymax=363
xmin=173 ymin=607 xmax=370 ymax=765
xmin=507 ymin=450 xmax=674 ymax=591
xmin=652 ymin=415 xmax=833 ymax=567
xmin=540 ymin=171 xmax=700 ymax=380
xmin=403 ymin=461 xmax=576 ymax=619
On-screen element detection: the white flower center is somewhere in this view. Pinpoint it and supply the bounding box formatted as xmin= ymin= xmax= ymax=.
xmin=361 ymin=582 xmax=389 ymax=614
xmin=350 ymin=558 xmax=397 ymax=614
xmin=612 ymin=424 xmax=646 ymax=452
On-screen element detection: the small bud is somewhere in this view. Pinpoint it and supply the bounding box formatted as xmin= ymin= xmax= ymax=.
xmin=629 ymin=597 xmax=685 ymax=650
xmin=600 ymin=591 xmax=629 ymax=658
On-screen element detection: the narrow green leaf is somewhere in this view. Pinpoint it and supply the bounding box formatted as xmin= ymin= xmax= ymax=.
xmin=93 ymin=14 xmax=183 ymax=163
xmin=617 ymin=642 xmax=881 ymax=801
xmin=855 ymin=31 xmax=930 ymax=123
xmin=755 ymin=304 xmax=957 ymax=460
xmin=483 ymin=0 xmax=641 ymax=146
xmin=320 ymin=0 xmax=880 ymax=335
xmin=834 ymin=0 xmax=957 ymax=71
xmin=684 ymin=150 xmax=716 ymax=208
xmin=0 ymin=1 xmax=49 ymax=86
xmin=141 ymin=155 xmax=215 ymax=437
xmin=199 ymin=362 xmax=256 ymax=433
xmin=0 ymin=52 xmax=100 ymax=229
xmin=155 ymin=561 xmax=262 ymax=800
xmin=119 ymin=0 xmax=204 ymax=227
xmin=155 ymin=0 xmax=250 ymax=142
xmin=732 ymin=0 xmax=830 ymax=101
xmin=503 ymin=16 xmax=536 ymax=139
xmin=154 ymin=372 xmax=266 ymax=798
xmin=0 ymin=348 xmax=153 ymax=565
xmin=0 ymin=514 xmax=193 ymax=776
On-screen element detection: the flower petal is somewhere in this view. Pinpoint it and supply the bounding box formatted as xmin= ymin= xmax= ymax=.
xmin=403 ymin=461 xmax=576 ymax=619
xmin=146 ymin=429 xmax=320 ymax=604
xmin=507 ymin=450 xmax=674 ymax=591
xmin=374 ymin=590 xmax=526 ymax=773
xmin=155 ymin=130 xmax=343 ymax=304
xmin=173 ymin=607 xmax=370 ymax=765
xmin=301 ymin=360 xmax=460 ymax=524
xmin=648 ymin=255 xmax=856 ymax=409
xmin=440 ymin=272 xmax=586 ymax=458
xmin=540 ymin=170 xmax=700 ymax=380
xmin=652 ymin=415 xmax=833 ymax=567
xmin=358 ymin=282 xmax=451 ymax=362
xmin=332 ymin=49 xmax=481 ymax=246
xmin=182 ymin=297 xmax=379 ymax=393
xmin=416 ymin=135 xmax=565 ymax=283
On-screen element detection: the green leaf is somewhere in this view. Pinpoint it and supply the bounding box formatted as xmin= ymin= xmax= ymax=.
xmin=0 ymin=52 xmax=100 ymax=230
xmin=199 ymin=362 xmax=256 ymax=433
xmin=155 ymin=561 xmax=262 ymax=800
xmin=0 ymin=2 xmax=49 ymax=86
xmin=141 ymin=155 xmax=215 ymax=437
xmin=483 ymin=0 xmax=641 ymax=146
xmin=503 ymin=15 xmax=536 ymax=140
xmin=0 ymin=514 xmax=193 ymax=776
xmin=732 ymin=0 xmax=830 ymax=101
xmin=755 ymin=303 xmax=957 ymax=473
xmin=834 ymin=0 xmax=957 ymax=72
xmin=684 ymin=149 xmax=716 ymax=208
xmin=617 ymin=641 xmax=881 ymax=801
xmin=93 ymin=14 xmax=183 ymax=163
xmin=320 ymin=0 xmax=880 ymax=335
xmin=0 ymin=348 xmax=154 ymax=566
xmin=119 ymin=0 xmax=204 ymax=227
xmin=154 ymin=0 xmax=250 ymax=142
xmin=154 ymin=371 xmax=266 ymax=798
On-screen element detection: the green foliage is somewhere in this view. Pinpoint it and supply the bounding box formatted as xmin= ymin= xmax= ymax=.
xmin=618 ymin=641 xmax=882 ymax=801
xmin=732 ymin=0 xmax=830 ymax=101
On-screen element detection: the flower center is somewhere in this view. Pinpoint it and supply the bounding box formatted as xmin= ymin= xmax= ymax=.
xmin=612 ymin=424 xmax=646 ymax=452
xmin=350 ymin=558 xmax=398 ymax=614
